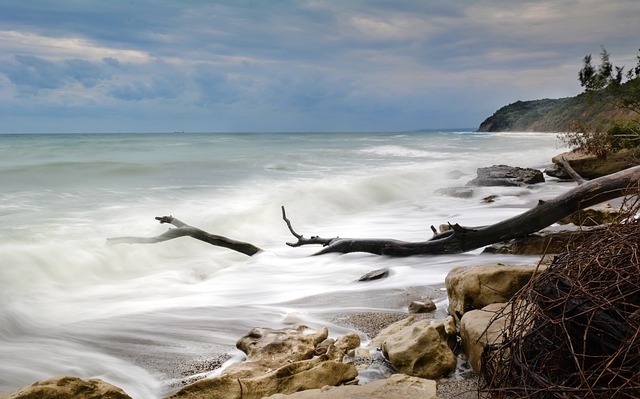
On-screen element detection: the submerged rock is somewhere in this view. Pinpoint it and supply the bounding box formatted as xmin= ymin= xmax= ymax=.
xmin=467 ymin=164 xmax=544 ymax=187
xmin=435 ymin=187 xmax=475 ymax=198
xmin=357 ymin=268 xmax=389 ymax=282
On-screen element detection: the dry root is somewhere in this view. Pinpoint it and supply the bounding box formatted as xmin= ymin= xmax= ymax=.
xmin=482 ymin=196 xmax=640 ymax=398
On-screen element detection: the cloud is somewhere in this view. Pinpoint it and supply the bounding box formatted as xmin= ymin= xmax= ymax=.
xmin=0 ymin=0 xmax=639 ymax=132
xmin=0 ymin=30 xmax=152 ymax=63
xmin=0 ymin=54 xmax=110 ymax=92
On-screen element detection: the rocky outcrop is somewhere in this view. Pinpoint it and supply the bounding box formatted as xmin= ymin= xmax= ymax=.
xmin=224 ymin=325 xmax=332 ymax=378
xmin=459 ymin=303 xmax=509 ymax=372
xmin=168 ymin=357 xmax=358 ymax=399
xmin=0 ymin=376 xmax=133 ymax=399
xmin=372 ymin=316 xmax=457 ymax=379
xmin=167 ymin=325 xmax=359 ymax=399
xmin=467 ymin=165 xmax=544 ymax=187
xmin=265 ymin=373 xmax=438 ymax=399
xmin=445 ymin=263 xmax=542 ymax=322
xmin=546 ymin=149 xmax=637 ymax=179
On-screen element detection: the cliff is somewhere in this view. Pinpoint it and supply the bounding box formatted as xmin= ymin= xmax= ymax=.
xmin=478 ymin=91 xmax=636 ymax=132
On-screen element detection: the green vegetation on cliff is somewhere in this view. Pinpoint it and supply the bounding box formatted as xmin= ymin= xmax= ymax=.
xmin=479 ymin=47 xmax=640 ymax=134
xmin=477 ymin=91 xmax=635 ymax=133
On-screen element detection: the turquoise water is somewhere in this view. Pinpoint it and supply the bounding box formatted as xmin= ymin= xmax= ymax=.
xmin=0 ymin=131 xmax=567 ymax=397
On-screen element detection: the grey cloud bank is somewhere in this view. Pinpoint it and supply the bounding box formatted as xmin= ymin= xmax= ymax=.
xmin=1 ymin=0 xmax=639 ymax=133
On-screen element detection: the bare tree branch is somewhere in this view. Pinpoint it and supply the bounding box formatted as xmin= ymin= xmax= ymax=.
xmin=107 ymin=165 xmax=640 ymax=258
xmin=281 ymin=206 xmax=335 ymax=247
xmin=282 ymin=165 xmax=640 ymax=256
xmin=559 ymin=156 xmax=586 ymax=185
xmin=108 ymin=215 xmax=262 ymax=256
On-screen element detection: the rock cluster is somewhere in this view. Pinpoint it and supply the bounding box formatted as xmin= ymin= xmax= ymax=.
xmin=168 ymin=325 xmax=359 ymax=399
xmin=1 ymin=263 xmax=540 ymax=399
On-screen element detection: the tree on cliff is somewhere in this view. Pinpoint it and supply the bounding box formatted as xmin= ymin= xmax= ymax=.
xmin=579 ymin=46 xmax=640 ymax=115
xmin=563 ymin=47 xmax=640 ymax=158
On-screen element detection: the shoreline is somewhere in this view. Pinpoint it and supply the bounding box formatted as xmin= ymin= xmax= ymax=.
xmin=156 ymin=283 xmax=486 ymax=398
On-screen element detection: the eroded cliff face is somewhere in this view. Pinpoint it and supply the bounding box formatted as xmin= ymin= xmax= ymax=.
xmin=478 ymin=93 xmax=636 ymax=132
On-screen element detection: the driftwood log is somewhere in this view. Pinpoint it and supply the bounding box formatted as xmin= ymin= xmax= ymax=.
xmin=108 ymin=165 xmax=640 ymax=257
xmin=107 ymin=216 xmax=262 ymax=256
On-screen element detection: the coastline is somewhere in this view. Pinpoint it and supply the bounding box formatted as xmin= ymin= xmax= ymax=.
xmin=152 ymin=283 xmax=485 ymax=398
xmin=0 ymin=132 xmax=570 ymax=398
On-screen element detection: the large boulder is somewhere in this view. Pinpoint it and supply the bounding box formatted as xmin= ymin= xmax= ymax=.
xmin=167 ymin=325 xmax=359 ymax=399
xmin=459 ymin=303 xmax=509 ymax=372
xmin=0 ymin=376 xmax=133 ymax=399
xmin=373 ymin=316 xmax=457 ymax=379
xmin=265 ymin=373 xmax=438 ymax=399
xmin=547 ymin=149 xmax=635 ymax=179
xmin=445 ymin=263 xmax=542 ymax=321
xmin=167 ymin=356 xmax=358 ymax=399
xmin=467 ymin=164 xmax=544 ymax=187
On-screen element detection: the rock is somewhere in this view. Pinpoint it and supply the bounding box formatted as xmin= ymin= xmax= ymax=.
xmin=314 ymin=338 xmax=335 ymax=356
xmin=481 ymin=194 xmax=498 ymax=203
xmin=377 ymin=317 xmax=457 ymax=379
xmin=1 ymin=376 xmax=133 ymax=399
xmin=459 ymin=303 xmax=509 ymax=372
xmin=467 ymin=164 xmax=544 ymax=187
xmin=225 ymin=325 xmax=329 ymax=378
xmin=357 ymin=268 xmax=389 ymax=281
xmin=559 ymin=205 xmax=622 ymax=226
xmin=435 ymin=187 xmax=474 ymax=198
xmin=264 ymin=373 xmax=438 ymax=399
xmin=482 ymin=228 xmax=598 ymax=255
xmin=548 ymin=149 xmax=636 ymax=179
xmin=445 ymin=263 xmax=542 ymax=321
xmin=334 ymin=332 xmax=361 ymax=357
xmin=408 ymin=299 xmax=436 ymax=313
xmin=167 ymin=356 xmax=358 ymax=399
xmin=167 ymin=325 xmax=359 ymax=399
xmin=369 ymin=316 xmax=418 ymax=349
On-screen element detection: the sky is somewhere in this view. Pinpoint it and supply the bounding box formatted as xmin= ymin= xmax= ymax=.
xmin=1 ymin=0 xmax=639 ymax=133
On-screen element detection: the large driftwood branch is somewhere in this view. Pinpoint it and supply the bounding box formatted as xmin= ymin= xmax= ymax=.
xmin=108 ymin=165 xmax=640 ymax=257
xmin=108 ymin=216 xmax=262 ymax=256
xmin=283 ymin=165 xmax=640 ymax=256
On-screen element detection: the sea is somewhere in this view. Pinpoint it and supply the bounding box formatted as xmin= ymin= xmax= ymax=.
xmin=0 ymin=131 xmax=569 ymax=398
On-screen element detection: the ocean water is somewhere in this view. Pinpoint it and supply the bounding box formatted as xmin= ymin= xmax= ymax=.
xmin=0 ymin=131 xmax=568 ymax=397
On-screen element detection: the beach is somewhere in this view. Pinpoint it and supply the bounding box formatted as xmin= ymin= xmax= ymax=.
xmin=0 ymin=131 xmax=567 ymax=398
